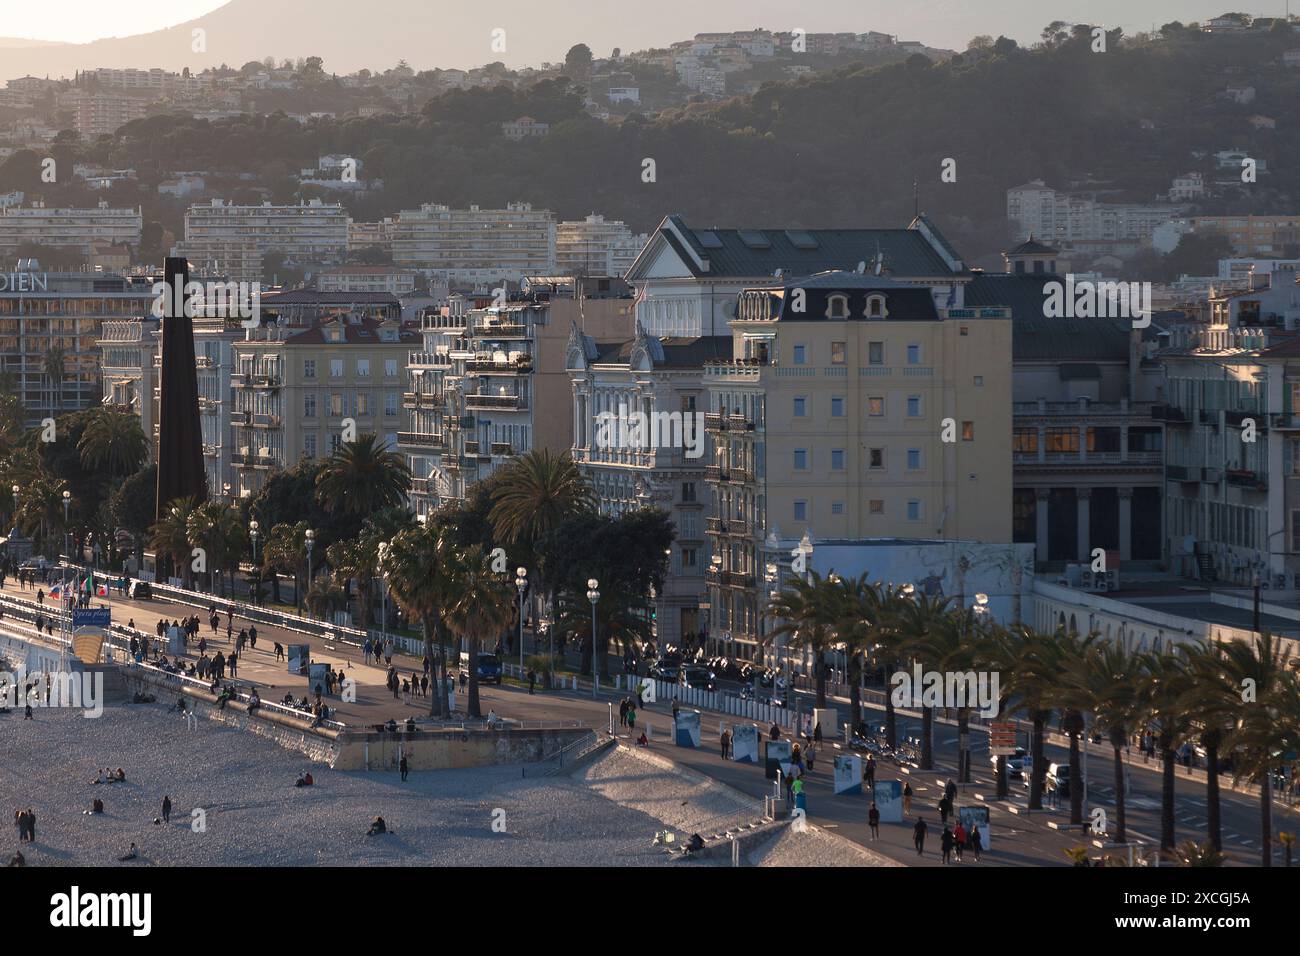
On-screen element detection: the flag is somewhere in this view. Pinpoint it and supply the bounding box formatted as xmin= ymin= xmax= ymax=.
xmin=97 ymin=584 xmax=108 ymax=597
xmin=49 ymin=584 xmax=61 ymax=597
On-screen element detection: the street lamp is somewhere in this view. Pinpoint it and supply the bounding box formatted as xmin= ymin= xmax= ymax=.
xmin=303 ymin=528 xmax=315 ymax=615
xmin=378 ymin=540 xmax=390 ymax=650
xmin=587 ymin=577 xmax=600 ymax=697
xmin=515 ymin=567 xmax=528 ymax=671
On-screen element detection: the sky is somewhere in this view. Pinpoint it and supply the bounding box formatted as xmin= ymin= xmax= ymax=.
xmin=0 ymin=1 xmax=1291 ymax=58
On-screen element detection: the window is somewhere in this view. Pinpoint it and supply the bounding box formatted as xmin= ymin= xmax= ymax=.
xmin=384 ymin=392 xmax=398 ymax=416
xmin=1288 ymin=439 xmax=1300 ymax=475
xmin=329 ymin=433 xmax=342 ymax=453
xmin=679 ymin=511 xmax=698 ymax=539
xmin=1013 ymin=428 xmax=1039 ymax=453
xmin=793 ymin=449 xmax=808 ymax=470
xmin=356 ymin=392 xmax=370 ymax=416
xmin=356 ymin=358 xmax=370 ymax=377
xmin=907 ymin=500 xmax=922 ymax=521
xmin=962 ymin=421 xmax=975 ymax=441
xmin=831 ymin=341 xmax=846 ymax=364
xmin=792 ymin=345 xmax=807 ymax=365
xmin=682 ymin=548 xmax=697 ymax=569
xmin=303 ymin=359 xmax=316 ymax=379
xmin=330 ymin=393 xmax=343 ymax=416
xmin=794 ymin=500 xmax=807 ymax=522
xmin=831 ymin=449 xmax=845 ymax=470
xmin=906 ymin=395 xmax=922 ymax=417
xmin=1045 ymin=427 xmax=1078 ymax=452
xmin=868 ymin=342 xmax=884 ymax=365
xmin=831 ymin=396 xmax=845 ymax=417
xmin=869 ymin=499 xmax=884 ymax=515
xmin=682 ymin=481 xmax=697 ymax=503
xmin=1292 ymin=509 xmax=1300 ymax=551
xmin=974 ymin=375 xmax=984 ymax=387
xmin=907 ymin=344 xmax=922 ymax=365
xmin=793 ymin=396 xmax=807 ymax=417
xmin=826 ymin=295 xmax=849 ymax=319
xmin=329 ymin=359 xmax=343 ymax=378
xmin=865 ymin=294 xmax=888 ymax=318
xmin=303 ymin=393 xmax=316 ymax=418
xmin=959 ymin=325 xmax=969 ymax=336
xmin=304 ymin=433 xmax=316 ymax=459
xmin=681 ymin=394 xmax=697 ymax=412
xmin=868 ymin=448 xmax=884 ymax=469
xmin=384 ymin=358 xmax=397 ymax=378
xmin=907 ymin=449 xmax=922 ymax=470
xmin=868 ymin=397 xmax=885 ymax=417
xmin=831 ymin=501 xmax=845 ymax=515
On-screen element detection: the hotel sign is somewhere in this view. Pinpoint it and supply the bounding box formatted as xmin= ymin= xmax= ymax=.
xmin=0 ymin=272 xmax=49 ymax=292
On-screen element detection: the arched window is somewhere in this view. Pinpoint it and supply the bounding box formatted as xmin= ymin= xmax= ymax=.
xmin=865 ymin=294 xmax=889 ymax=318
xmin=825 ymin=294 xmax=849 ymax=319
xmin=1068 ymin=614 xmax=1077 ymax=635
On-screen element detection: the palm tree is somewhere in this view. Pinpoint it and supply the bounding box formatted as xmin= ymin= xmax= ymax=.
xmin=263 ymin=521 xmax=310 ymax=608
xmin=149 ymin=496 xmax=200 ymax=588
xmin=767 ymin=571 xmax=840 ymax=708
xmin=489 ymin=450 xmax=594 ymax=678
xmin=1219 ymin=632 xmax=1298 ymax=866
xmin=1168 ymin=840 xmax=1225 ymax=867
xmin=894 ymin=590 xmax=956 ymax=770
xmin=1068 ymin=640 xmax=1147 ymax=843
xmin=384 ymin=524 xmax=454 ymax=718
xmin=442 ymin=544 xmax=512 ymax=719
xmin=327 ymin=534 xmax=381 ymax=627
xmin=1181 ymin=640 xmax=1246 ymax=851
xmin=314 ymin=434 xmax=411 ymax=517
xmin=1043 ymin=629 xmax=1097 ymax=826
xmin=77 ymin=407 xmax=148 ymax=477
xmin=1002 ymin=625 xmax=1061 ymax=810
xmin=826 ymin=573 xmax=883 ymax=733
xmin=185 ymin=501 xmax=246 ymax=595
xmin=1138 ymin=647 xmax=1196 ymax=852
xmin=43 ymin=347 xmax=65 ymax=417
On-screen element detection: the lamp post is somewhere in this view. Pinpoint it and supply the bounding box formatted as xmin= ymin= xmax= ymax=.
xmin=587 ymin=577 xmax=600 ymax=698
xmin=515 ymin=567 xmax=528 ymax=671
xmin=709 ymin=554 xmax=722 ymax=657
xmin=303 ymin=528 xmax=315 ymax=615
xmin=378 ymin=540 xmax=390 ymax=651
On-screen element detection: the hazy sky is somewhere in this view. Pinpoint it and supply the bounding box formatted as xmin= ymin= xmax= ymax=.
xmin=1 ymin=0 xmax=1285 ymax=56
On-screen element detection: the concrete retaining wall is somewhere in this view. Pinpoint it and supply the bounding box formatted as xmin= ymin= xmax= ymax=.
xmin=333 ymin=727 xmax=591 ymax=772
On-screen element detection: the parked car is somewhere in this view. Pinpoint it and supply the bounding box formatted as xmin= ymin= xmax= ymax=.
xmin=990 ymin=748 xmax=1029 ymax=776
xmin=649 ymin=659 xmax=680 ymax=681
xmin=680 ymin=666 xmax=717 ymax=691
xmin=459 ymin=651 xmax=503 ymax=685
xmin=1047 ymin=761 xmax=1078 ymax=797
xmin=128 ymin=580 xmax=152 ymax=600
xmin=19 ymin=557 xmax=50 ymax=573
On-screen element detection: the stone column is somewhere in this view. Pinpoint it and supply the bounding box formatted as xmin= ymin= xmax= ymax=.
xmin=1077 ymin=489 xmax=1092 ymax=563
xmin=1035 ymin=487 xmax=1050 ymax=563
xmin=1118 ymin=487 xmax=1133 ymax=562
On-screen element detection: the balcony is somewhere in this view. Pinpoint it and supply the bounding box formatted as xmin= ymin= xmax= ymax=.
xmin=447 ymin=415 xmax=474 ymax=430
xmin=464 ymin=393 xmax=528 ymax=411
xmin=1202 ymin=467 xmax=1221 ymax=483
xmin=721 ymin=570 xmax=756 ymax=589
xmin=231 ymin=452 xmax=276 ymax=470
xmin=1166 ymin=464 xmax=1193 ymax=481
xmin=471 ymin=321 xmax=529 ymax=338
xmin=490 ymin=442 xmax=514 ymax=456
xmin=465 ymin=357 xmax=533 ymax=374
xmin=249 ymin=412 xmax=281 ymax=428
xmin=1272 ymin=414 xmax=1300 ymax=430
xmin=397 ymin=431 xmax=445 ymax=449
xmin=1226 ymin=468 xmax=1267 ymax=492
xmin=411 ymin=477 xmax=430 ymax=496
xmin=706 ymin=464 xmax=755 ymax=484
xmin=402 ymin=391 xmax=444 ymax=409
xmin=409 ymin=351 xmax=451 ymax=368
xmin=1151 ymin=403 xmax=1190 ymax=425
xmin=230 ymin=409 xmax=251 ymax=426
xmin=232 ymin=373 xmax=281 ymax=389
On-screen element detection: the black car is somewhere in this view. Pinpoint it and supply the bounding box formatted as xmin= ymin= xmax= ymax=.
xmin=680 ymin=666 xmax=717 ymax=691
xmin=128 ymin=580 xmax=152 ymax=600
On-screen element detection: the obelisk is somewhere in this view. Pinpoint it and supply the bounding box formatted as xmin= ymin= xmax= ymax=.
xmin=154 ymin=257 xmax=208 ymax=577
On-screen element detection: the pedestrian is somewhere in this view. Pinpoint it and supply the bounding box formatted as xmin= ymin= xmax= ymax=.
xmin=970 ymin=824 xmax=983 ymax=862
xmin=806 ymin=746 xmax=816 ymax=772
xmin=626 ymin=704 xmax=637 ymax=736
xmin=954 ymin=820 xmax=967 ymax=862
xmin=913 ymin=816 xmax=927 ymax=856
xmin=945 ymin=778 xmax=957 ymax=805
xmin=865 ymin=755 xmax=877 ymax=791
xmin=671 ymin=699 xmax=680 ymax=724
xmin=227 ymin=652 xmax=237 ymax=677
xmin=903 ymin=781 xmax=913 ymax=816
xmin=420 ymin=674 xmax=429 ymax=697
xmin=161 ymin=795 xmax=171 ymax=823
xmin=868 ymin=802 xmax=880 ymax=840
xmin=769 ymin=722 xmax=781 ymax=741
xmin=618 ymin=698 xmax=628 ymax=727
xmin=527 ymin=668 xmax=536 ymax=695
xmin=399 ymin=755 xmax=409 ymax=782
xmin=941 ymin=826 xmax=954 ymax=864
xmin=813 ymin=721 xmax=822 ymax=744
xmin=364 ymin=639 xmax=373 ymax=665
xmin=939 ymin=795 xmax=951 ymax=824
xmin=226 ymin=616 xmax=232 ymax=643
xmin=274 ymin=642 xmax=284 ymax=661
xmin=720 ymin=729 xmax=731 ymax=760
xmin=247 ymin=624 xmax=256 ymax=649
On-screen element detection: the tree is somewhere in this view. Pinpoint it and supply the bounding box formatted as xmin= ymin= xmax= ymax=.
xmin=564 ymin=44 xmax=593 ymax=80
xmin=767 ymin=572 xmax=840 ymax=708
xmin=149 ymin=496 xmax=201 ymax=588
xmin=1181 ymin=640 xmax=1247 ymax=851
xmin=1138 ymin=648 xmax=1197 ymax=852
xmin=186 ymin=501 xmax=246 ymax=595
xmin=110 ymin=464 xmax=157 ymax=569
xmin=1002 ymin=625 xmax=1062 ymax=810
xmin=43 ymin=347 xmax=66 ymax=417
xmin=77 ymin=408 xmax=147 ymax=477
xmin=263 ymin=521 xmax=311 ymax=608
xmin=384 ymin=524 xmax=454 ymax=717
xmin=894 ymin=590 xmax=957 ymax=770
xmin=442 ymin=544 xmax=512 ymax=718
xmin=315 ymin=433 xmax=411 ymax=518
xmin=326 ymin=534 xmax=380 ymax=628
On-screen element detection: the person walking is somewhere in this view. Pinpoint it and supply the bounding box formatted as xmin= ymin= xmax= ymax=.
xmin=720 ymin=729 xmax=731 ymax=760
xmin=969 ymin=823 xmax=983 ymax=862
xmin=953 ymin=820 xmax=967 ymax=862
xmin=903 ymin=781 xmax=913 ymax=816
xmin=364 ymin=639 xmax=373 ymax=665
xmin=626 ymin=704 xmax=637 ymax=737
xmin=865 ymin=754 xmax=877 ymax=791
xmin=912 ymin=816 xmax=927 ymax=856
xmin=939 ymin=794 xmax=951 ymax=824
xmin=161 ymin=795 xmax=171 ymax=824
xmin=247 ymin=624 xmax=257 ymax=650
xmin=868 ymin=802 xmax=880 ymax=840
xmin=940 ymin=826 xmax=954 ymax=864
xmin=399 ymin=755 xmax=409 ymax=782
xmin=274 ymin=642 xmax=284 ymax=661
xmin=527 ymin=668 xmax=536 ymax=695
xmin=618 ymin=698 xmax=629 ymax=728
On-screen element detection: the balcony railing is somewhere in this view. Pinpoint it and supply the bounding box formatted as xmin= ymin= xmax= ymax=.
xmin=465 ymin=358 xmax=533 ymax=373
xmin=1226 ymin=468 xmax=1267 ymax=491
xmin=397 ymin=431 xmax=445 ymax=448
xmin=490 ymin=442 xmax=514 ymax=456
xmin=230 ymin=410 xmax=251 ymax=426
xmin=411 ymin=477 xmax=430 ymax=495
xmin=402 ymin=391 xmax=444 ymax=408
xmin=464 ymin=393 xmax=528 ymax=410
xmin=1166 ymin=464 xmax=1192 ymax=481
xmin=471 ymin=321 xmax=528 ymax=337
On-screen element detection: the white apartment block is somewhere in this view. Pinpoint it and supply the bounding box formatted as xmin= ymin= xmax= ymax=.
xmin=555 ymin=215 xmax=647 ymax=278
xmin=175 ymin=199 xmax=350 ymax=284
xmin=0 ymin=202 xmax=142 ymax=256
xmin=1007 ymin=180 xmax=1188 ymax=245
xmin=389 ymin=202 xmax=556 ymax=286
xmin=58 ymin=90 xmax=148 ymax=139
xmin=317 ymin=266 xmax=418 ymax=295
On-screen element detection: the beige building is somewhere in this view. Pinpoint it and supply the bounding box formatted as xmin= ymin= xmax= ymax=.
xmin=704 ymin=271 xmax=1013 ymax=654
xmin=230 ymin=315 xmax=420 ymax=498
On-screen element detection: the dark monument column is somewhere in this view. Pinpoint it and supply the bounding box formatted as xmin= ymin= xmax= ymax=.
xmin=154 ymin=257 xmax=208 ymax=577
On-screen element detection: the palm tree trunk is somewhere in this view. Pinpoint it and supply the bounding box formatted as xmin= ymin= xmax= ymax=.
xmin=424 ymin=617 xmax=443 ymax=718
xmin=1029 ymin=714 xmax=1046 ymax=810
xmin=848 ymin=652 xmax=862 ymax=730
xmin=1160 ymin=733 xmax=1176 ymax=851
xmin=1067 ymin=711 xmax=1083 ymax=826
xmin=996 ymin=754 xmax=1008 ymax=799
xmin=921 ymin=706 xmax=933 ymax=770
xmin=466 ymin=633 xmax=481 ymax=719
xmin=1112 ymin=741 xmax=1127 ymax=843
xmin=884 ymin=659 xmax=897 ymax=749
xmin=1261 ymin=770 xmax=1273 ymax=867
xmin=1205 ymin=736 xmax=1222 ymax=851
xmin=957 ymin=710 xmax=970 ymax=783
xmin=814 ymin=653 xmax=827 ymax=708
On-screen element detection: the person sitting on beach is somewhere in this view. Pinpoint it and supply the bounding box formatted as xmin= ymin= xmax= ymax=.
xmin=295 ymin=771 xmax=314 ymax=788
xmin=485 ymin=710 xmax=503 ymax=729
xmin=114 ymin=769 xmax=125 ymax=782
xmin=636 ymin=732 xmax=649 ymax=746
xmin=92 ymin=770 xmax=104 ymax=785
xmin=7 ymin=850 xmax=23 ymax=867
xmin=367 ymin=816 xmax=387 ymax=835
xmin=90 ymin=798 xmax=104 ymax=814
xmin=118 ymin=843 xmax=138 ymax=861
xmin=247 ymin=690 xmax=261 ymax=715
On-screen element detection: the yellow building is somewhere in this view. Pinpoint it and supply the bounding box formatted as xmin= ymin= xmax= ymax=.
xmin=704 ymin=271 xmax=1012 ymax=652
xmin=1193 ymin=215 xmax=1300 ymax=257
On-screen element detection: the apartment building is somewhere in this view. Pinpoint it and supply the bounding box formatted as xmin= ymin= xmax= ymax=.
xmin=230 ymin=315 xmax=419 ymax=498
xmin=402 ymin=280 xmax=634 ymax=516
xmin=1 ymin=265 xmax=157 ymax=425
xmin=1007 ymin=180 xmax=1189 ymax=246
xmin=389 ymin=202 xmax=556 ymax=286
xmin=1192 ymin=215 xmax=1300 ymax=257
xmin=174 ymin=199 xmax=350 ymax=284
xmin=316 ymin=266 xmax=418 ymax=295
xmin=555 ymin=215 xmax=647 ymax=278
xmin=0 ymin=203 xmax=142 ymax=258
xmin=701 ymin=271 xmax=1013 ymax=656
xmin=58 ymin=90 xmax=148 ymax=139
xmin=98 ymin=317 xmax=159 ymax=441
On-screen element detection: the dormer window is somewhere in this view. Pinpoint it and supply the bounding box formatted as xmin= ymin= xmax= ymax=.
xmin=826 ymin=294 xmax=850 ymax=319
xmin=865 ymin=294 xmax=888 ymax=318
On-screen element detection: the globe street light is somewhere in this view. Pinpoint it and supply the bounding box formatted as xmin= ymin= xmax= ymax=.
xmin=514 ymin=567 xmax=528 ymax=671
xmin=586 ymin=577 xmax=600 ymax=698
xmin=303 ymin=528 xmax=315 ymax=615
xmin=377 ymin=540 xmax=390 ymax=650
